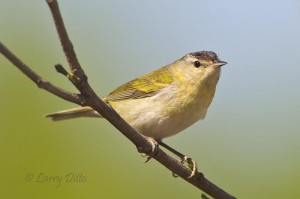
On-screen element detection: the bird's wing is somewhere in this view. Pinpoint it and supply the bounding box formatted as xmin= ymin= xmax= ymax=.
xmin=105 ymin=66 xmax=173 ymax=101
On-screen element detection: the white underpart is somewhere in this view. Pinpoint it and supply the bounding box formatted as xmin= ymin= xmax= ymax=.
xmin=110 ymin=85 xmax=209 ymax=140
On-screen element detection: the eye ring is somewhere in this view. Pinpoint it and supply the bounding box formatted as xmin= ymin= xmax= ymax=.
xmin=194 ymin=61 xmax=201 ymax=68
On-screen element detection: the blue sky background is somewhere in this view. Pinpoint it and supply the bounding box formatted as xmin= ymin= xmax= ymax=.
xmin=1 ymin=1 xmax=300 ymax=198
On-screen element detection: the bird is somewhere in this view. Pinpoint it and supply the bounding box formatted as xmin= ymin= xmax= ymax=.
xmin=46 ymin=51 xmax=226 ymax=173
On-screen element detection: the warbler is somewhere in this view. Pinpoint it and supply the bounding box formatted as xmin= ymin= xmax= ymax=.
xmin=46 ymin=51 xmax=226 ymax=141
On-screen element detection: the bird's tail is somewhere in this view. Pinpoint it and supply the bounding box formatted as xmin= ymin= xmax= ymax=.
xmin=45 ymin=106 xmax=101 ymax=121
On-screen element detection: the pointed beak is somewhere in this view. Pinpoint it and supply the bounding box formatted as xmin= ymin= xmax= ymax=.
xmin=213 ymin=61 xmax=227 ymax=67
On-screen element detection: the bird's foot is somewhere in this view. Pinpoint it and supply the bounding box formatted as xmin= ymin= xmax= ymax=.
xmin=137 ymin=138 xmax=159 ymax=163
xmin=172 ymin=155 xmax=198 ymax=178
xmin=181 ymin=155 xmax=198 ymax=178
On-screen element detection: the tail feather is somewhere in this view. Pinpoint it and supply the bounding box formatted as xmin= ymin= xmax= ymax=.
xmin=45 ymin=106 xmax=101 ymax=121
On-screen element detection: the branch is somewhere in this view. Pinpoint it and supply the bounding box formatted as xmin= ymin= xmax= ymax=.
xmin=0 ymin=42 xmax=84 ymax=105
xmin=47 ymin=0 xmax=84 ymax=78
xmin=0 ymin=1 xmax=236 ymax=198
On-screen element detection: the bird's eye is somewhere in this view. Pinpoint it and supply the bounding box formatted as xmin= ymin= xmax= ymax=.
xmin=194 ymin=61 xmax=201 ymax=68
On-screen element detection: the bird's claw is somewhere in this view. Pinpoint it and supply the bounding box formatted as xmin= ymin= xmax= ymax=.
xmin=143 ymin=156 xmax=152 ymax=163
xmin=138 ymin=138 xmax=159 ymax=163
xmin=185 ymin=157 xmax=198 ymax=178
xmin=173 ymin=155 xmax=198 ymax=178
xmin=140 ymin=153 xmax=152 ymax=163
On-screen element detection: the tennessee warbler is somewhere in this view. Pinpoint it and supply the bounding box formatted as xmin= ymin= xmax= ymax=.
xmin=46 ymin=51 xmax=226 ymax=140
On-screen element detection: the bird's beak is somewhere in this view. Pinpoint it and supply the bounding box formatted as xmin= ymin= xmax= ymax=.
xmin=213 ymin=61 xmax=227 ymax=67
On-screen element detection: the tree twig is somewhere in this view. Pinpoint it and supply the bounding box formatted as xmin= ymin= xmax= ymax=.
xmin=0 ymin=42 xmax=84 ymax=105
xmin=0 ymin=1 xmax=236 ymax=198
xmin=47 ymin=0 xmax=85 ymax=79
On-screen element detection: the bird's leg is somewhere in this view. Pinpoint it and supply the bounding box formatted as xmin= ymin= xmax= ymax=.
xmin=157 ymin=141 xmax=198 ymax=178
xmin=157 ymin=141 xmax=185 ymax=159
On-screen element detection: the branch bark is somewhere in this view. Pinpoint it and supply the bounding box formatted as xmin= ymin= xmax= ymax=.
xmin=0 ymin=1 xmax=236 ymax=198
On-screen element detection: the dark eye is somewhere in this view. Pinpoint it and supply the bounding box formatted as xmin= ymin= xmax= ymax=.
xmin=194 ymin=61 xmax=201 ymax=68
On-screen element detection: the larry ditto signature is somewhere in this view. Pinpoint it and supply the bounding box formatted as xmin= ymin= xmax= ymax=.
xmin=25 ymin=172 xmax=87 ymax=188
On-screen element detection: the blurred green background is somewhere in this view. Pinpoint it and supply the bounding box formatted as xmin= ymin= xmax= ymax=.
xmin=1 ymin=0 xmax=300 ymax=198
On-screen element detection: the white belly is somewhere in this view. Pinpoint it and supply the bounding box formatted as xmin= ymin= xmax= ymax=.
xmin=111 ymin=86 xmax=210 ymax=140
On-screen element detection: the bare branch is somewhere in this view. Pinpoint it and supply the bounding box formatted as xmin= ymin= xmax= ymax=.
xmin=46 ymin=0 xmax=85 ymax=82
xmin=0 ymin=42 xmax=84 ymax=105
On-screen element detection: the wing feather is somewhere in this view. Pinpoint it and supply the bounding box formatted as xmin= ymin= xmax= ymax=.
xmin=106 ymin=66 xmax=173 ymax=101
